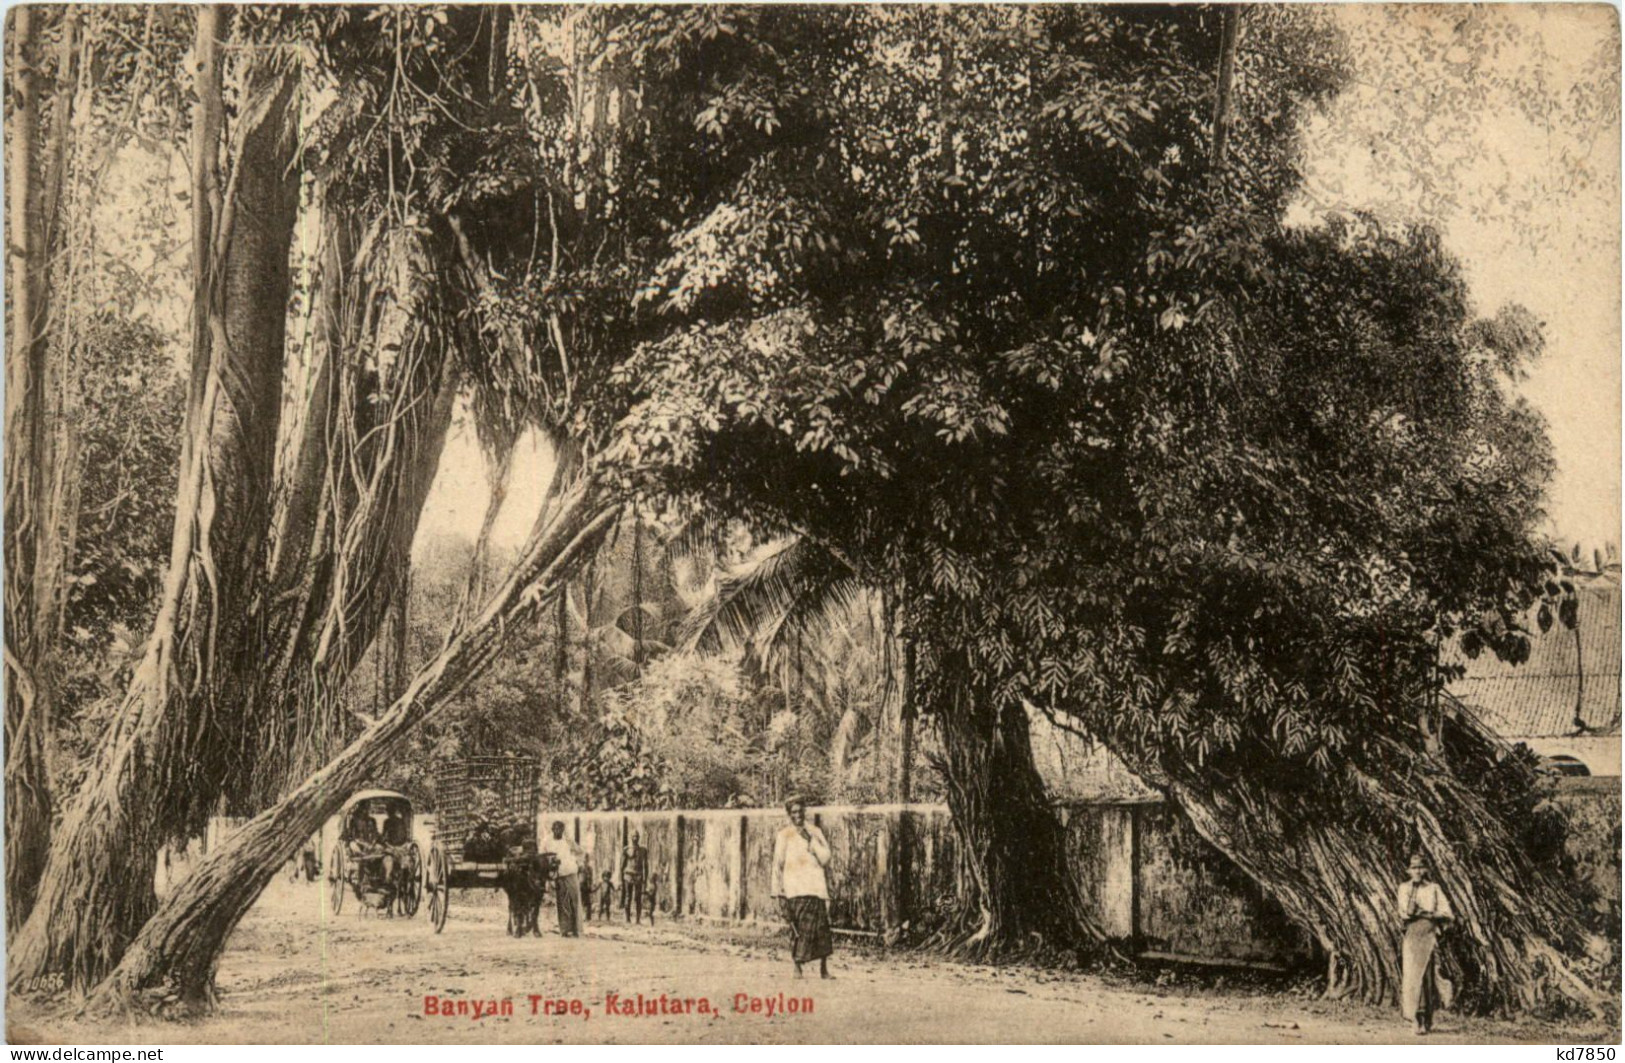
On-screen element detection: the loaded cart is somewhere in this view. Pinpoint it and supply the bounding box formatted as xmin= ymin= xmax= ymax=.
xmin=424 ymin=754 xmax=554 ymax=932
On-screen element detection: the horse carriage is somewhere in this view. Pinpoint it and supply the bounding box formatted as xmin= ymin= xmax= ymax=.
xmin=327 ymin=789 xmax=423 ymax=918
xmin=424 ymin=755 xmax=557 ymax=935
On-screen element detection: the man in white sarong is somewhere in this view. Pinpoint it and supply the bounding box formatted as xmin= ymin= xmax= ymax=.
xmin=542 ymin=820 xmax=585 ymax=937
xmin=1398 ymin=852 xmax=1455 ymax=1035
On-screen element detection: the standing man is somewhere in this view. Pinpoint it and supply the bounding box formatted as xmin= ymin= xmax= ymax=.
xmin=1398 ymin=852 xmax=1454 ymax=1035
xmin=771 ymin=796 xmax=834 ymax=979
xmin=542 ymin=820 xmax=585 ymax=937
xmin=620 ymin=829 xmax=648 ymax=923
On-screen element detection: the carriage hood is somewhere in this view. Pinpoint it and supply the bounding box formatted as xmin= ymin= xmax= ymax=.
xmin=340 ymin=789 xmax=415 ymax=815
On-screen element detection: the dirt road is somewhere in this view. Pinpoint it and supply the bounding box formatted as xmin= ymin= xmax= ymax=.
xmin=9 ymin=878 xmax=1610 ymax=1044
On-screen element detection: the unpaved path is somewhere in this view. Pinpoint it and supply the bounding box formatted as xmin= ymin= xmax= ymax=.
xmin=8 ymin=878 xmax=1612 ymax=1044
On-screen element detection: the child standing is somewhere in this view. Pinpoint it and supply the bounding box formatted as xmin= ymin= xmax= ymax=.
xmin=643 ymin=871 xmax=661 ymax=925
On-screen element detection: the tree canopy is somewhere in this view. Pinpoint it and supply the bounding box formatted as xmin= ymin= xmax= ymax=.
xmin=4 ymin=3 xmax=1609 ymax=1020
xmin=604 ymin=4 xmax=1602 ymax=1008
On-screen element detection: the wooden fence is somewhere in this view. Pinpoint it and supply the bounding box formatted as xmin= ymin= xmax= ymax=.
xmin=541 ymin=782 xmax=1619 ymax=966
xmin=190 ymin=779 xmax=1617 ymax=969
xmin=542 ymin=799 xmax=1310 ymax=964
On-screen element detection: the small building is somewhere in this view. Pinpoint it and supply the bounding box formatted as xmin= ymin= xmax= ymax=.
xmin=1447 ymin=566 xmax=1621 ymax=778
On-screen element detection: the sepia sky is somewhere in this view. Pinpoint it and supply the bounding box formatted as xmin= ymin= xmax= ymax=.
xmin=411 ymin=4 xmax=1623 ymax=555
xmin=1291 ymin=3 xmax=1622 ymax=550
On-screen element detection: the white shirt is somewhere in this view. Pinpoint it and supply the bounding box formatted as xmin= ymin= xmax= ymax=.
xmin=542 ymin=834 xmax=580 ymax=878
xmin=771 ymin=823 xmax=831 ymax=900
xmin=1397 ymin=880 xmax=1453 ymax=923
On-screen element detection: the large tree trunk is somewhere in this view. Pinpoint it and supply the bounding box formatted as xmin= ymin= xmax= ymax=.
xmin=898 ymin=635 xmax=915 ymax=803
xmin=1104 ymin=720 xmax=1610 ymax=1017
xmin=8 ymin=16 xmax=301 ymax=990
xmin=1209 ymin=5 xmax=1241 ymax=168
xmin=580 ymin=555 xmax=597 ymax=712
xmin=5 ymin=6 xmax=82 ymax=932
xmin=928 ymin=661 xmax=1109 ymax=961
xmin=4 ymin=5 xmax=54 ymax=935
xmin=83 ymin=477 xmax=618 ymax=1016
xmin=632 ymin=516 xmax=645 ymax=668
xmin=243 ymin=204 xmax=459 ymax=807
xmin=224 ymin=4 xmax=515 ymax=805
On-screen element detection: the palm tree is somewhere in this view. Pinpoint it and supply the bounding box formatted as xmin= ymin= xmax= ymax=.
xmin=678 ymin=536 xmax=911 ymax=802
xmin=567 ymin=510 xmax=680 ymax=711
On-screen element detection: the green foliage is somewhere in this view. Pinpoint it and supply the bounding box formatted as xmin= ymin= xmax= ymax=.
xmin=373 ymin=535 xmax=576 ymax=802
xmin=59 ymin=318 xmax=182 ymax=648
xmin=591 ymin=5 xmax=1595 ymax=1001
xmin=27 ymin=3 xmax=1600 ymax=1009
xmin=53 ymin=317 xmax=183 ymax=789
xmin=603 ymin=6 xmax=1555 ymax=794
xmin=586 ymin=654 xmax=769 ymax=809
xmin=1296 ymin=7 xmax=1619 ymax=257
xmin=377 ymin=518 xmax=902 ymax=810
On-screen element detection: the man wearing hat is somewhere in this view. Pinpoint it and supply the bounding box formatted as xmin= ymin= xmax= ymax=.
xmin=771 ymin=796 xmax=834 ymax=979
xmin=1397 ymin=851 xmax=1455 ymax=1035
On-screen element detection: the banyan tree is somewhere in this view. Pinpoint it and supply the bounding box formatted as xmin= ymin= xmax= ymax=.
xmin=3 ymin=4 xmax=1612 ymax=1022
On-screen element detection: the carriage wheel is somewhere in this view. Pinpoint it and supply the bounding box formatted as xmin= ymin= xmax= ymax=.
xmin=398 ymin=842 xmax=423 ymax=918
xmin=328 ymin=844 xmax=347 ymax=915
xmin=426 ymin=844 xmax=449 ymax=933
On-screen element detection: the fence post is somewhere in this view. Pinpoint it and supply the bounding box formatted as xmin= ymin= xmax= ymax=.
xmin=674 ymin=814 xmax=686 ymax=919
xmin=736 ymin=814 xmax=749 ymax=920
xmin=876 ymin=814 xmax=889 ymax=930
xmin=897 ymin=807 xmax=915 ymax=931
xmin=1129 ymin=802 xmax=1143 ymax=947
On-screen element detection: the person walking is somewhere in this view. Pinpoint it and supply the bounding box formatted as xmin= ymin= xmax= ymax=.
xmin=1398 ymin=852 xmax=1455 ymax=1035
xmin=542 ymin=821 xmax=585 ymax=937
xmin=771 ymin=796 xmax=834 ymax=979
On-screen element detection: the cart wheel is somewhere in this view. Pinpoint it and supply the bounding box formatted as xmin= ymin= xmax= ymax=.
xmin=426 ymin=844 xmax=448 ymax=933
xmin=399 ymin=842 xmax=423 ymax=918
xmin=328 ymin=844 xmax=346 ymax=915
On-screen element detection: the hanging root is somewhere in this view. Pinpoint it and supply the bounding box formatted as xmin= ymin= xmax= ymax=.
xmin=1149 ymin=727 xmax=1615 ymax=1020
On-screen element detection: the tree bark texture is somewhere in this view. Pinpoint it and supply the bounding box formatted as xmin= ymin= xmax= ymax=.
xmin=1104 ymin=720 xmax=1609 ymax=1017
xmin=899 ymin=635 xmax=916 ymax=804
xmin=5 ymin=4 xmax=55 ymax=934
xmin=84 ymin=477 xmax=618 ymax=1016
xmin=244 ymin=204 xmax=459 ymax=806
xmin=9 ymin=16 xmax=301 ymax=989
xmin=632 ymin=516 xmax=645 ymax=668
xmin=5 ymin=6 xmax=83 ymax=932
xmin=927 ymin=657 xmax=1110 ymax=961
xmin=1210 ymin=5 xmax=1241 ymax=168
xmin=15 ymin=5 xmax=515 ymax=990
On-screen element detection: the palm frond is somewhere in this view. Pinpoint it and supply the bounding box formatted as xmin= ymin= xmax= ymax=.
xmin=677 ymin=537 xmax=862 ymax=667
xmin=663 ymin=511 xmax=735 ymax=565
xmin=614 ymin=600 xmax=665 ymax=626
xmin=591 ymin=621 xmax=637 ymax=661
